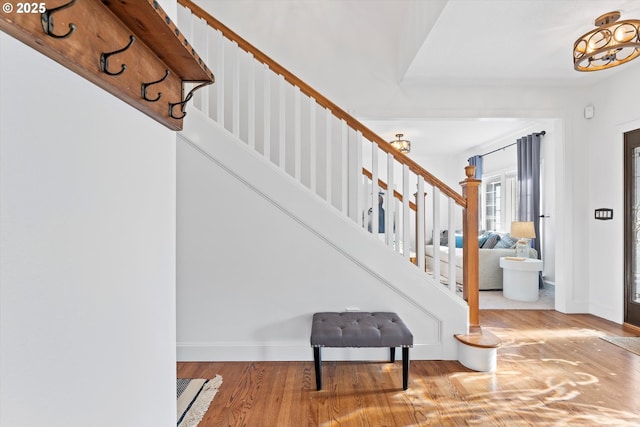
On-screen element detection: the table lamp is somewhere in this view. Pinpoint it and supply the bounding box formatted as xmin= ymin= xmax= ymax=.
xmin=510 ymin=221 xmax=536 ymax=258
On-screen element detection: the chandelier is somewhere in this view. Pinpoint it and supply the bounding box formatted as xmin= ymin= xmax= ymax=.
xmin=574 ymin=11 xmax=640 ymax=71
xmin=390 ymin=133 xmax=411 ymax=154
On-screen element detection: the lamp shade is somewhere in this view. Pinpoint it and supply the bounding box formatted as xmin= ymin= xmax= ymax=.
xmin=510 ymin=221 xmax=536 ymax=239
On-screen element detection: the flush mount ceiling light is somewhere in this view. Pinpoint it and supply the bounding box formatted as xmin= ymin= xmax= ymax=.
xmin=574 ymin=11 xmax=640 ymax=71
xmin=390 ymin=133 xmax=411 ymax=154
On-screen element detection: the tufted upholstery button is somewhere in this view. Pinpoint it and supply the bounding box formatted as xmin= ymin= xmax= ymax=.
xmin=310 ymin=312 xmax=413 ymax=349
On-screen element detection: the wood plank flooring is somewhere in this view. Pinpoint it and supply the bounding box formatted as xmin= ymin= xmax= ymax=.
xmin=177 ymin=310 xmax=640 ymax=426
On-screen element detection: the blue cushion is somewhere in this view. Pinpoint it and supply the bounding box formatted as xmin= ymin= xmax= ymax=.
xmin=495 ymin=233 xmax=517 ymax=248
xmin=478 ymin=232 xmax=491 ymax=247
xmin=482 ymin=233 xmax=501 ymax=249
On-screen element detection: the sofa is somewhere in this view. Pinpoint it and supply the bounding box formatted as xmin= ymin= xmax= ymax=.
xmin=425 ymin=231 xmax=537 ymax=290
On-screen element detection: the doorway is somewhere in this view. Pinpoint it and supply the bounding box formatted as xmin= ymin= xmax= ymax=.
xmin=623 ymin=128 xmax=640 ymax=328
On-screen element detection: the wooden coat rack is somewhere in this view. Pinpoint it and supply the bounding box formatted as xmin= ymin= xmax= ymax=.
xmin=0 ymin=0 xmax=214 ymax=130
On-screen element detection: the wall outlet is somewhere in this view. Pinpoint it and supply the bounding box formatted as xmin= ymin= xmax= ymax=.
xmin=346 ymin=307 xmax=360 ymax=312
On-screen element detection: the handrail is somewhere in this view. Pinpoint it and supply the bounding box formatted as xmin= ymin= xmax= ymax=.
xmin=362 ymin=168 xmax=417 ymax=211
xmin=179 ymin=0 xmax=481 ymax=332
xmin=177 ymin=0 xmax=466 ymax=208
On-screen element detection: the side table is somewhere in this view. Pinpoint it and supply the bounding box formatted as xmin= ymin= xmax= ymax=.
xmin=499 ymin=257 xmax=543 ymax=302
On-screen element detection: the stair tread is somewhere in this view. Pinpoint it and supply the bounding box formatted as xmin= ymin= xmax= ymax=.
xmin=454 ymin=328 xmax=501 ymax=349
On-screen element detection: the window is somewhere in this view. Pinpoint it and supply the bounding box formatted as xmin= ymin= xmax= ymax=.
xmin=482 ymin=172 xmax=516 ymax=232
xmin=485 ymin=177 xmax=501 ymax=231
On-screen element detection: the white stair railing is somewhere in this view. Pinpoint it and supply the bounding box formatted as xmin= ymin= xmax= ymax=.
xmin=177 ymin=0 xmax=480 ymax=315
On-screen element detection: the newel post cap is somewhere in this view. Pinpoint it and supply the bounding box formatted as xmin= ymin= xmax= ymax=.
xmin=461 ymin=166 xmax=480 ymax=187
xmin=464 ymin=165 xmax=476 ymax=180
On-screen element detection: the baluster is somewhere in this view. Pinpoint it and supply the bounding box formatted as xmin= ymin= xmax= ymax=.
xmin=371 ymin=146 xmax=379 ymax=236
xmin=232 ymin=41 xmax=240 ymax=138
xmin=354 ymin=131 xmax=363 ymax=226
xmin=278 ymin=75 xmax=286 ymax=170
xmin=402 ymin=164 xmax=411 ymax=260
xmin=394 ymin=197 xmax=401 ymax=253
xmin=190 ymin=17 xmax=209 ymax=115
xmin=177 ymin=4 xmax=191 ymax=32
xmin=206 ymin=26 xmax=216 ymax=118
xmin=263 ymin=64 xmax=271 ymax=161
xmin=216 ymin=29 xmax=225 ymax=126
xmin=294 ymin=87 xmax=301 ymax=180
xmin=187 ymin=23 xmax=200 ymax=109
xmin=200 ymin=19 xmax=210 ymax=117
xmin=309 ymin=99 xmax=317 ymax=193
xmin=416 ymin=176 xmax=425 ymax=271
xmin=447 ymin=213 xmax=457 ymax=293
xmin=432 ymin=186 xmax=441 ymax=282
xmin=325 ymin=109 xmax=332 ymax=206
xmin=351 ymin=142 xmax=360 ymax=222
xmin=180 ymin=8 xmax=196 ymax=107
xmin=385 ymin=153 xmax=394 ymax=246
xmin=340 ymin=120 xmax=348 ymax=216
xmin=448 ymin=198 xmax=458 ymax=294
xmin=361 ymin=174 xmax=368 ymax=229
xmin=176 ymin=6 xmax=190 ymax=40
xmin=247 ymin=54 xmax=256 ymax=150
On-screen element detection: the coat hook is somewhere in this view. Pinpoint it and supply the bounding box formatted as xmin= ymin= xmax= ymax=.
xmin=168 ymin=82 xmax=212 ymax=120
xmin=141 ymin=70 xmax=170 ymax=102
xmin=41 ymin=0 xmax=77 ymax=39
xmin=100 ymin=36 xmax=135 ymax=76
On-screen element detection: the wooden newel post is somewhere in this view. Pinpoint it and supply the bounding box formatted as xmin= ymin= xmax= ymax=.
xmin=460 ymin=165 xmax=481 ymax=328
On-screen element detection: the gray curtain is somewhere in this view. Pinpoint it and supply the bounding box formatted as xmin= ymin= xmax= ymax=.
xmin=468 ymin=155 xmax=483 ymax=179
xmin=516 ymin=133 xmax=542 ymax=260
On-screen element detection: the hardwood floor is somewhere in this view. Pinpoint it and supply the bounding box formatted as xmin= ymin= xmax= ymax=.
xmin=177 ymin=310 xmax=640 ymax=426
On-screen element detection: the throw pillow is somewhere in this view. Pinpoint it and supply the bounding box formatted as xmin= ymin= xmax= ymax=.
xmin=478 ymin=231 xmax=491 ymax=247
xmin=440 ymin=230 xmax=448 ymax=246
xmin=482 ymin=233 xmax=501 ymax=249
xmin=495 ymin=233 xmax=518 ymax=248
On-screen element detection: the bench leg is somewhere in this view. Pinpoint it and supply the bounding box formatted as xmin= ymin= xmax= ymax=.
xmin=314 ymin=347 xmax=322 ymax=390
xmin=402 ymin=347 xmax=410 ymax=390
xmin=390 ymin=347 xmax=395 ymax=363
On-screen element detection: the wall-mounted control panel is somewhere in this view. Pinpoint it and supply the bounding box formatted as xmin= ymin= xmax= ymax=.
xmin=594 ymin=208 xmax=613 ymax=220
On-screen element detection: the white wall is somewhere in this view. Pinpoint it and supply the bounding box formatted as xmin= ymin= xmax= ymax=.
xmin=176 ymin=110 xmax=468 ymax=362
xmin=539 ymin=121 xmax=560 ymax=285
xmin=0 ymin=8 xmax=177 ymax=425
xmin=175 ymin=13 xmax=639 ymax=328
xmin=345 ymin=77 xmax=603 ymax=316
xmin=184 ymin=0 xmax=640 ymax=324
xmin=580 ymin=64 xmax=640 ymax=323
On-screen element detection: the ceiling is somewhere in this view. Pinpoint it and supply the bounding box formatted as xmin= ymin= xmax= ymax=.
xmin=404 ymin=0 xmax=640 ymax=87
xmin=364 ymin=117 xmax=542 ymax=156
xmin=194 ymin=0 xmax=640 ymax=156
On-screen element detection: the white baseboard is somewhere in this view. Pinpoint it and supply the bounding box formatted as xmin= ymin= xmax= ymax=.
xmin=177 ymin=342 xmax=448 ymax=362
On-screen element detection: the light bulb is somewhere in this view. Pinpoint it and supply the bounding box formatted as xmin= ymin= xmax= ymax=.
xmin=614 ymin=23 xmax=636 ymax=43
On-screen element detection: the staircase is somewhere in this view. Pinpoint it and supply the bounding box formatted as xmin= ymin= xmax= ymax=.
xmin=176 ymin=0 xmax=498 ymax=369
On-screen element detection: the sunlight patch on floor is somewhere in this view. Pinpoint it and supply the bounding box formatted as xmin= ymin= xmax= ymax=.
xmin=405 ymin=357 xmax=639 ymax=426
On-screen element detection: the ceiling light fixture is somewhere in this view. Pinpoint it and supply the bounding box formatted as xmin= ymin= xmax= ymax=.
xmin=390 ymin=133 xmax=411 ymax=154
xmin=574 ymin=11 xmax=640 ymax=71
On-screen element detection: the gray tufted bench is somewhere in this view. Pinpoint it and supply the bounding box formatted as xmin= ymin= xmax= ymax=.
xmin=310 ymin=312 xmax=413 ymax=390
